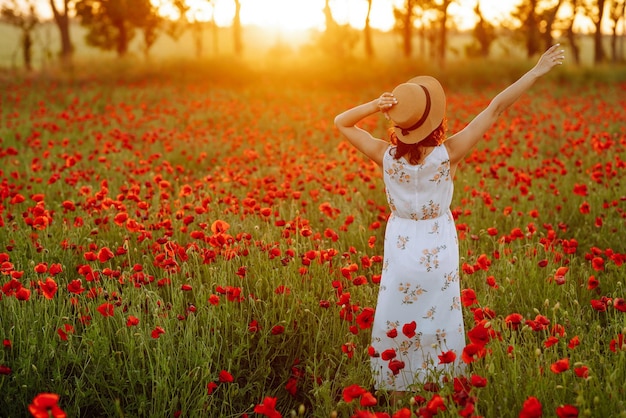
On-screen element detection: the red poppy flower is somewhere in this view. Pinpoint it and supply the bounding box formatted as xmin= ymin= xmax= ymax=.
xmin=271 ymin=325 xmax=284 ymax=335
xmin=505 ymin=313 xmax=524 ymax=330
xmin=556 ymin=404 xmax=578 ymax=418
xmin=247 ymin=320 xmax=260 ymax=333
xmin=467 ymin=321 xmax=495 ymax=347
xmin=151 ymin=326 xmax=165 ymax=339
xmin=574 ymin=366 xmax=589 ymax=378
xmin=360 ymin=391 xmax=377 ymax=407
xmin=402 ymin=321 xmax=417 ymax=339
xmin=381 ymin=349 xmax=396 ymax=361
xmin=392 ymin=408 xmax=412 ymax=418
xmin=49 ymin=263 xmax=62 ymax=276
xmin=126 ymin=316 xmax=139 ymax=327
xmin=219 ymin=370 xmax=234 ymax=383
xmin=343 ymin=384 xmax=368 ymax=402
xmin=207 ymin=381 xmax=218 ymax=395
xmin=591 ymin=257 xmax=604 ymax=271
xmin=519 ymin=396 xmax=542 ymax=418
xmin=16 ymin=287 xmax=31 ymax=301
xmin=578 ymin=201 xmax=590 ymax=214
xmin=28 ymin=393 xmax=66 ymax=418
xmin=614 ymin=298 xmax=626 ymax=312
xmin=254 ymin=396 xmax=280 ymax=418
xmin=470 ymin=374 xmax=487 ymax=387
xmin=544 ymin=336 xmax=559 ymax=348
xmin=550 ymin=358 xmax=570 ymax=374
xmin=568 ymin=336 xmax=580 ymax=349
xmin=341 ymin=342 xmax=355 ymax=358
xmin=475 ymin=254 xmax=491 ymax=271
xmin=39 ymin=277 xmax=58 ymax=299
xmin=572 ymin=183 xmax=588 ymax=196
xmin=587 ymin=275 xmax=599 ymax=290
xmin=462 ymin=343 xmax=486 ymax=364
xmin=66 ymin=280 xmax=85 ymax=295
xmin=97 ymin=247 xmax=115 ymax=263
xmin=34 ymin=263 xmax=47 ymax=274
xmin=388 ymin=359 xmax=405 ymax=375
xmin=461 ymin=288 xmax=477 ymax=307
xmin=590 ymin=298 xmax=610 ymax=312
xmin=97 ymin=303 xmax=114 ymax=317
xmin=553 ymin=266 xmax=569 ymax=285
xmin=386 ymin=328 xmax=398 ymax=338
xmin=426 ymin=394 xmax=446 ymax=414
xmin=438 ymin=350 xmax=456 ymax=364
xmin=610 ymin=334 xmax=625 ymax=353
xmin=356 ymin=307 xmax=375 ymax=329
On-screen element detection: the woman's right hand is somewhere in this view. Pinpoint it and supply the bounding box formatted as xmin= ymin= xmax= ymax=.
xmin=377 ymin=92 xmax=397 ymax=119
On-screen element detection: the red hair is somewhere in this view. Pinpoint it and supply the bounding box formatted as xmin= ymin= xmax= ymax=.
xmin=389 ymin=118 xmax=447 ymax=165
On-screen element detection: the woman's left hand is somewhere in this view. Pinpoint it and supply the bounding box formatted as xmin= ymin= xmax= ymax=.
xmin=533 ymin=44 xmax=565 ymax=77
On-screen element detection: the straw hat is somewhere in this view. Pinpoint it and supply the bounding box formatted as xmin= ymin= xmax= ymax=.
xmin=387 ymin=76 xmax=446 ymax=145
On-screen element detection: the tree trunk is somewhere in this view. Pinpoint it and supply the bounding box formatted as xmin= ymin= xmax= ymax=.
xmin=526 ymin=0 xmax=540 ymax=58
xmin=117 ymin=21 xmax=128 ymax=56
xmin=22 ymin=31 xmax=33 ymax=71
xmin=212 ymin=19 xmax=219 ymax=55
xmin=593 ymin=0 xmax=606 ymax=63
xmin=437 ymin=0 xmax=450 ymax=67
xmin=193 ymin=22 xmax=203 ymax=58
xmin=541 ymin=0 xmax=563 ymax=50
xmin=402 ymin=0 xmax=413 ymax=58
xmin=364 ymin=0 xmax=373 ymax=57
xmin=233 ymin=0 xmax=242 ymax=55
xmin=566 ymin=22 xmax=581 ymax=65
xmin=50 ymin=0 xmax=73 ymax=66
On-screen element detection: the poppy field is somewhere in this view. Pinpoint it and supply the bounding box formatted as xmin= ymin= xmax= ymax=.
xmin=1 ymin=65 xmax=625 ymax=417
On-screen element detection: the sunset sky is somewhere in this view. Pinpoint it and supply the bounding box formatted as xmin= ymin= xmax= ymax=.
xmin=32 ymin=0 xmax=600 ymax=34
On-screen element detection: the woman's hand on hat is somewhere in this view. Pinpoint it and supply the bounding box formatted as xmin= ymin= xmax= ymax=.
xmin=533 ymin=43 xmax=565 ymax=77
xmin=377 ymin=92 xmax=397 ymax=119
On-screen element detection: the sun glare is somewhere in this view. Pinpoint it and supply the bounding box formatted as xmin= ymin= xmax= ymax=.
xmin=243 ymin=0 xmax=326 ymax=32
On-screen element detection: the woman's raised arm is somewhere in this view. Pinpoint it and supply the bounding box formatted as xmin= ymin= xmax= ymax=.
xmin=334 ymin=93 xmax=397 ymax=167
xmin=445 ymin=44 xmax=565 ymax=166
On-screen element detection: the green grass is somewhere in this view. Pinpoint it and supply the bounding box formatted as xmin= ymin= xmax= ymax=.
xmin=0 ymin=58 xmax=625 ymax=417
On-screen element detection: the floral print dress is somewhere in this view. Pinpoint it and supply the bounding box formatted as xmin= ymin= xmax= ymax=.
xmin=370 ymin=145 xmax=465 ymax=391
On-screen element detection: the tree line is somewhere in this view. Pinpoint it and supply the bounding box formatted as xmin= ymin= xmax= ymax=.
xmin=1 ymin=0 xmax=625 ymax=71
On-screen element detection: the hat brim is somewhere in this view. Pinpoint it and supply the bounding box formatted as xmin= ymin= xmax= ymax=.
xmin=388 ymin=76 xmax=446 ymax=145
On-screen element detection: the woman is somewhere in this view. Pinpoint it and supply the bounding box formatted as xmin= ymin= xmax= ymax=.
xmin=334 ymin=45 xmax=565 ymax=399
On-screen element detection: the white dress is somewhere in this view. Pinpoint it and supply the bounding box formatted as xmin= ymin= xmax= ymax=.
xmin=370 ymin=144 xmax=466 ymax=391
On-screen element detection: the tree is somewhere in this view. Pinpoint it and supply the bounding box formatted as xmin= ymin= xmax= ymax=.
xmin=468 ymin=0 xmax=496 ymax=58
xmin=140 ymin=1 xmax=163 ymax=58
xmin=49 ymin=0 xmax=73 ymax=67
xmin=363 ymin=0 xmax=374 ymax=57
xmin=311 ymin=0 xmax=358 ymax=58
xmin=538 ymin=0 xmax=564 ymax=50
xmin=589 ymin=0 xmax=607 ymax=63
xmin=393 ymin=0 xmax=417 ymax=58
xmin=233 ymin=0 xmax=242 ymax=55
xmin=508 ymin=0 xmax=564 ymax=58
xmin=608 ymin=0 xmax=625 ymax=62
xmin=1 ymin=0 xmax=38 ymax=70
xmin=74 ymin=0 xmax=157 ymax=57
xmin=434 ymin=0 xmax=455 ymax=66
xmin=510 ymin=0 xmax=540 ymax=58
xmin=562 ymin=0 xmax=585 ymax=65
